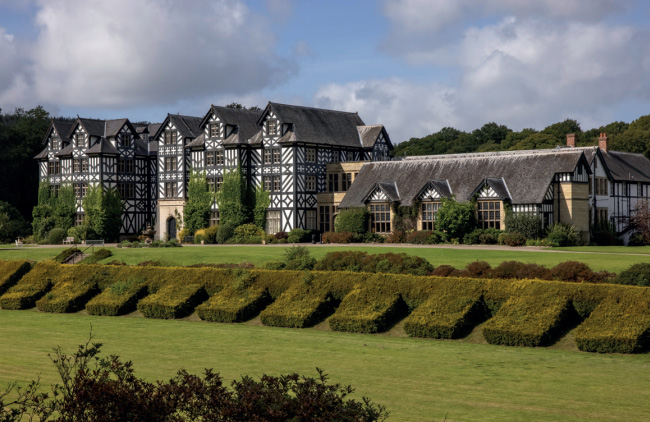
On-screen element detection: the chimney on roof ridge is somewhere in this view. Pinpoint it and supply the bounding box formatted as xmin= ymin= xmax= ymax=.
xmin=566 ymin=133 xmax=576 ymax=148
xmin=599 ymin=132 xmax=609 ymax=152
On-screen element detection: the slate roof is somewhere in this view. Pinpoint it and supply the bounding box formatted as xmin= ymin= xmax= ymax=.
xmin=575 ymin=146 xmax=650 ymax=183
xmin=357 ymin=125 xmax=386 ymax=148
xmin=200 ymin=105 xmax=262 ymax=142
xmin=86 ymin=138 xmax=120 ymax=155
xmin=259 ymin=102 xmax=366 ymax=148
xmin=186 ymin=133 xmax=205 ymax=148
xmin=339 ymin=148 xmax=589 ymax=208
xmin=105 ymin=118 xmax=129 ymax=137
xmin=152 ymin=114 xmax=203 ymax=141
xmin=55 ymin=144 xmax=74 ymax=157
xmin=134 ymin=139 xmax=149 ymax=156
xmin=66 ymin=118 xmax=104 ymax=138
xmin=34 ymin=147 xmax=49 ymax=160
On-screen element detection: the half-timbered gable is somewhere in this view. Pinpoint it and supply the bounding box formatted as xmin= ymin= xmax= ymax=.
xmin=340 ymin=148 xmax=592 ymax=236
xmin=35 ymin=121 xmax=74 ymax=187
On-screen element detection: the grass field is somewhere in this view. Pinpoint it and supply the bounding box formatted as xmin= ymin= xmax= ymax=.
xmin=2 ymin=244 xmax=650 ymax=273
xmin=1 ymin=309 xmax=649 ymax=421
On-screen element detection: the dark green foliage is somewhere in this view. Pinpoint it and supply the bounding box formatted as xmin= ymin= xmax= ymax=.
xmin=322 ymin=232 xmax=354 ymax=243
xmin=335 ymin=207 xmax=369 ymax=234
xmin=436 ymin=197 xmax=476 ymax=240
xmin=392 ymin=205 xmax=419 ymax=232
xmin=287 ymin=228 xmax=312 ymax=243
xmin=53 ymin=184 xmax=76 ymax=231
xmin=546 ymin=223 xmax=583 ymax=247
xmin=498 ymin=232 xmax=527 ymax=246
xmin=183 ymin=170 xmax=211 ymax=234
xmin=615 ymin=263 xmax=650 ymax=287
xmin=229 ymin=223 xmax=264 ymax=244
xmin=83 ymin=184 xmax=123 ymax=241
xmin=314 ymin=251 xmax=433 ymax=276
xmin=329 ymin=288 xmax=408 ymax=333
xmin=47 ymin=227 xmax=67 ymax=244
xmin=217 ymin=221 xmax=236 ymax=244
xmin=53 ymin=247 xmax=79 ymax=263
xmin=214 ymin=166 xmax=249 ymax=227
xmin=505 ymin=213 xmax=542 ymax=239
xmin=78 ymin=248 xmax=112 ymax=265
xmin=203 ymin=224 xmax=219 ymax=244
xmin=283 ymin=246 xmax=316 ymax=270
xmin=0 ymin=201 xmax=29 ymax=243
xmin=405 ymin=230 xmax=437 ymax=244
xmin=253 ymin=184 xmax=270 ymax=230
xmin=0 ymin=338 xmax=388 ymax=422
xmin=0 ymin=260 xmax=32 ymax=296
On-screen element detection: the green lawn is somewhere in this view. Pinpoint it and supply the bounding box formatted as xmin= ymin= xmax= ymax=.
xmin=1 ymin=310 xmax=649 ymax=421
xmin=2 ymin=244 xmax=650 ymax=273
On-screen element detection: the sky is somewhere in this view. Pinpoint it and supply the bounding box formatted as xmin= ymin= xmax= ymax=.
xmin=1 ymin=0 xmax=650 ymax=143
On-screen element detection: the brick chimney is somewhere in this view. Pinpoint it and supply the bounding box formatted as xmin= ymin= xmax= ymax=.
xmin=599 ymin=132 xmax=609 ymax=152
xmin=566 ymin=133 xmax=576 ymax=148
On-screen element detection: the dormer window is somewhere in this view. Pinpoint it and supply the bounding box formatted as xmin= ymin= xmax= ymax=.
xmin=210 ymin=123 xmax=219 ymax=138
xmin=74 ymin=133 xmax=84 ymax=148
xmin=120 ymin=134 xmax=131 ymax=148
xmin=267 ymin=120 xmax=277 ymax=136
xmin=51 ymin=135 xmax=60 ymax=150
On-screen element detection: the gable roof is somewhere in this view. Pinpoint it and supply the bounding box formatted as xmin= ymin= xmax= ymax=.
xmin=470 ymin=177 xmax=511 ymax=200
xmin=200 ymin=105 xmax=262 ymax=142
xmin=34 ymin=146 xmax=49 ymax=160
xmin=152 ymin=114 xmax=203 ymax=141
xmin=416 ymin=180 xmax=452 ymax=201
xmin=357 ymin=125 xmax=392 ymax=149
xmin=86 ymin=138 xmax=120 ymax=156
xmin=340 ymin=148 xmax=589 ymax=208
xmin=41 ymin=121 xmax=74 ymax=145
xmin=258 ymin=102 xmax=366 ymax=148
xmin=569 ymin=146 xmax=650 ymax=183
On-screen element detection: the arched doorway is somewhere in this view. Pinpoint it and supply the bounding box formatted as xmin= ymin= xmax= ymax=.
xmin=167 ymin=217 xmax=177 ymax=240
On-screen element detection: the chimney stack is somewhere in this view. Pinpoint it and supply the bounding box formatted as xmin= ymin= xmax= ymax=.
xmin=566 ymin=133 xmax=576 ymax=148
xmin=599 ymin=132 xmax=609 ymax=152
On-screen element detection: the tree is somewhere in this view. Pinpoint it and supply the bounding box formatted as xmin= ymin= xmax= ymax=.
xmin=472 ymin=122 xmax=511 ymax=145
xmin=629 ymin=199 xmax=650 ymax=245
xmin=335 ymin=208 xmax=369 ymax=234
xmin=214 ymin=166 xmax=249 ymax=227
xmin=0 ymin=201 xmax=29 ymax=242
xmin=436 ymin=197 xmax=476 ymax=240
xmin=183 ymin=170 xmax=211 ymax=234
xmin=83 ymin=184 xmax=123 ymax=241
xmin=225 ymin=102 xmax=262 ymax=111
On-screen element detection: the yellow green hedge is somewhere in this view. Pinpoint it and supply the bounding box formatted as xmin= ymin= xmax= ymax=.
xmin=575 ymin=289 xmax=650 ymax=353
xmin=196 ymin=285 xmax=270 ymax=323
xmin=137 ymin=283 xmax=208 ymax=319
xmin=403 ymin=282 xmax=487 ymax=339
xmin=0 ymin=260 xmax=32 ymax=296
xmin=35 ymin=280 xmax=99 ymax=313
xmin=260 ymin=284 xmax=336 ymax=328
xmin=86 ymin=276 xmax=148 ymax=316
xmin=329 ymin=287 xmax=407 ymax=333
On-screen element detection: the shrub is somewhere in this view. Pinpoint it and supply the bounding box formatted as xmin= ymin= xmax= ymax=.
xmin=478 ymin=228 xmax=500 ymax=244
xmin=35 ymin=279 xmax=99 ymax=313
xmin=505 ymin=213 xmax=543 ymax=239
xmin=498 ymin=232 xmax=527 ymax=247
xmin=431 ymin=265 xmax=462 ymax=277
xmin=137 ymin=283 xmax=208 ymax=319
xmin=47 ymin=228 xmax=67 ymax=245
xmin=78 ymin=248 xmax=112 ymax=265
xmin=550 ymin=261 xmax=614 ymax=283
xmin=546 ymin=223 xmax=583 ymax=247
xmin=0 ymin=262 xmax=58 ymax=309
xmin=314 ymin=251 xmax=368 ymax=273
xmin=67 ymin=226 xmax=88 ymax=243
xmin=482 ymin=294 xmax=578 ymax=347
xmin=193 ymin=228 xmax=206 ymax=244
xmin=329 ymin=288 xmax=408 ymax=333
xmin=287 ymin=228 xmax=312 ymax=243
xmin=322 ymin=232 xmax=354 ymax=244
xmin=203 ymin=225 xmax=219 ymax=244
xmin=406 ymin=230 xmax=435 ymax=245
xmin=0 ymin=260 xmax=32 ymax=296
xmin=436 ymin=197 xmax=476 ymax=240
xmin=462 ymin=229 xmax=483 ymax=245
xmin=274 ymin=231 xmax=288 ymax=240
xmin=314 ymin=251 xmax=433 ymax=276
xmin=196 ymin=285 xmax=271 ymax=323
xmin=334 ymin=208 xmax=369 ymax=234
xmin=384 ymin=230 xmax=406 ymax=243
xmin=462 ymin=261 xmax=491 ymax=278
xmin=491 ymin=261 xmax=551 ymax=280
xmin=615 ymin=263 xmax=650 ymax=287
xmin=263 ymin=260 xmax=286 ymax=270
xmin=283 ymin=247 xmax=316 ymax=271
xmin=216 ymin=221 xmax=237 ymax=244
xmin=359 ymin=232 xmax=385 ymax=243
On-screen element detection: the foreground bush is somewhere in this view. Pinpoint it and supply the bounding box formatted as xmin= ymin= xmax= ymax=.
xmin=615 ymin=263 xmax=650 ymax=287
xmin=0 ymin=338 xmax=388 ymax=422
xmin=314 ymin=251 xmax=433 ymax=276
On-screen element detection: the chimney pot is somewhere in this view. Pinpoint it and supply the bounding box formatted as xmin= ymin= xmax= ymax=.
xmin=566 ymin=133 xmax=576 ymax=148
xmin=599 ymin=132 xmax=609 ymax=152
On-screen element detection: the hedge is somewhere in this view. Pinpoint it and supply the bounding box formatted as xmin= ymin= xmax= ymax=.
xmin=0 ymin=261 xmax=59 ymax=309
xmin=329 ymin=287 xmax=408 ymax=333
xmin=482 ymin=294 xmax=577 ymax=347
xmin=403 ymin=283 xmax=487 ymax=339
xmin=0 ymin=260 xmax=32 ymax=296
xmin=78 ymin=248 xmax=113 ymax=265
xmin=137 ymin=283 xmax=208 ymax=319
xmin=86 ymin=276 xmax=148 ymax=316
xmin=260 ymin=284 xmax=337 ymax=328
xmin=575 ymin=290 xmax=650 ymax=353
xmin=196 ymin=285 xmax=271 ymax=323
xmin=35 ymin=280 xmax=99 ymax=313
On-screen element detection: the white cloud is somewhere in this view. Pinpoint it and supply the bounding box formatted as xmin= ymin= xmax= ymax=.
xmin=1 ymin=0 xmax=295 ymax=109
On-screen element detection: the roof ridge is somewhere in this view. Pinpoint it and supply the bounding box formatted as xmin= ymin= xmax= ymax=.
xmin=397 ymin=148 xmax=585 ymax=162
xmin=269 ymin=102 xmax=359 ymax=115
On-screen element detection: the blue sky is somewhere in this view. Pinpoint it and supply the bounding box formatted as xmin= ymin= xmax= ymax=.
xmin=1 ymin=0 xmax=649 ymax=143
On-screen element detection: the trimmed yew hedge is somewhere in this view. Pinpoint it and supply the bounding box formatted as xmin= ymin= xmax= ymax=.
xmin=329 ymin=287 xmax=407 ymax=333
xmin=86 ymin=276 xmax=148 ymax=316
xmin=2 ymin=260 xmax=650 ymax=353
xmin=0 ymin=260 xmax=31 ymax=296
xmin=482 ymin=294 xmax=577 ymax=347
xmin=137 ymin=283 xmax=209 ymax=319
xmin=196 ymin=285 xmax=271 ymax=323
xmin=575 ymin=290 xmax=650 ymax=353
